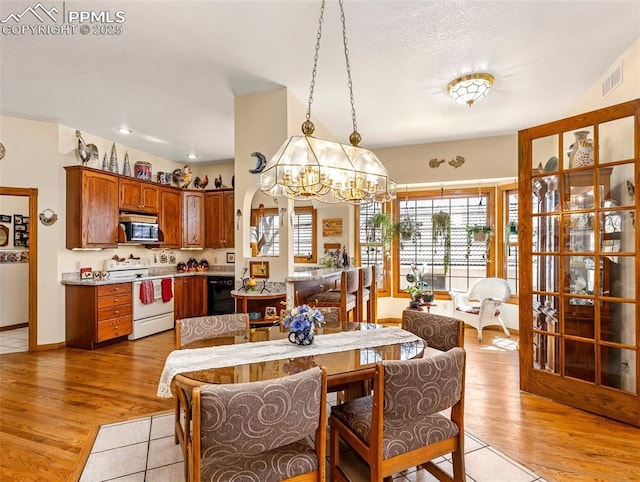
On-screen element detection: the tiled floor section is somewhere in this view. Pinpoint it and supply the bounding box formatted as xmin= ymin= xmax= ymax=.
xmin=82 ymin=395 xmax=546 ymax=482
xmin=0 ymin=327 xmax=28 ymax=354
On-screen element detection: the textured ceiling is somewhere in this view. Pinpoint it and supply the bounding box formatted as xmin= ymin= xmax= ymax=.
xmin=1 ymin=0 xmax=638 ymax=163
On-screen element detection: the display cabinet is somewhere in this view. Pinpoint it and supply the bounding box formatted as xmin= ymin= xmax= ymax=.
xmin=519 ymin=99 xmax=639 ymax=426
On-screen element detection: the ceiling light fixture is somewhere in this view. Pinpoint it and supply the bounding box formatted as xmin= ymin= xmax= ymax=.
xmin=260 ymin=0 xmax=396 ymax=204
xmin=117 ymin=127 xmax=132 ymax=134
xmin=187 ymin=154 xmax=197 ymax=160
xmin=447 ymin=73 xmax=495 ymax=106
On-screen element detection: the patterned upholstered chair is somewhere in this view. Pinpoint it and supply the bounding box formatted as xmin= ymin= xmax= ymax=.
xmin=357 ymin=265 xmax=378 ymax=322
xmin=186 ymin=366 xmax=327 ymax=482
xmin=402 ymin=310 xmax=464 ymax=352
xmin=329 ymin=348 xmax=466 ymax=482
xmin=308 ymin=268 xmax=360 ymax=322
xmin=173 ymin=313 xmax=249 ymax=478
xmin=449 ymin=277 xmax=511 ymax=341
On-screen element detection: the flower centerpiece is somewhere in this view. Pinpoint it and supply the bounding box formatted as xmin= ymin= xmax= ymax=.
xmin=282 ymin=304 xmax=325 ymax=346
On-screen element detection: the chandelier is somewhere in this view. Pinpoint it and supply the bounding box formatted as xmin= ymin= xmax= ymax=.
xmin=260 ymin=0 xmax=396 ymax=204
xmin=447 ymin=73 xmax=495 ymax=106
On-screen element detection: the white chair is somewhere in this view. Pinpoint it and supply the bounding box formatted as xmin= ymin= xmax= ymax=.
xmin=449 ymin=278 xmax=511 ymax=342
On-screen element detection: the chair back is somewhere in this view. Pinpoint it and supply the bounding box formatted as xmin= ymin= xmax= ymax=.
xmin=343 ymin=268 xmax=360 ymax=294
xmin=468 ymin=277 xmax=511 ymax=302
xmin=402 ymin=311 xmax=464 ymax=351
xmin=176 ymin=313 xmax=248 ymax=348
xmin=195 ymin=366 xmax=325 ymax=457
xmin=360 ymin=265 xmax=373 ymax=290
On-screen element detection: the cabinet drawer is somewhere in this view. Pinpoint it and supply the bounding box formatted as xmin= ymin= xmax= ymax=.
xmin=97 ymin=316 xmax=132 ymax=342
xmin=97 ymin=292 xmax=132 ymax=310
xmin=98 ymin=283 xmax=132 ymax=297
xmin=98 ymin=303 xmax=132 ymax=321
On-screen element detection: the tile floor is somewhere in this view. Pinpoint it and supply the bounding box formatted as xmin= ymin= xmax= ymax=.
xmin=81 ymin=394 xmax=546 ymax=482
xmin=0 ymin=326 xmax=28 ymax=354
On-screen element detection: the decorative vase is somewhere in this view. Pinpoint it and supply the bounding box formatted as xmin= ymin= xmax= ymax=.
xmin=109 ymin=143 xmax=119 ymax=173
xmin=122 ymin=151 xmax=132 ymax=176
xmin=101 ymin=153 xmax=109 ymax=171
xmin=569 ymin=131 xmax=592 ymax=168
xmin=288 ymin=328 xmax=315 ymax=346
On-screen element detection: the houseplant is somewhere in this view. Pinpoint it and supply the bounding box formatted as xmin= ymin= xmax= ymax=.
xmin=466 ymin=225 xmax=494 ymax=259
xmin=365 ymin=213 xmax=422 ymax=255
xmin=432 ymin=211 xmax=451 ymax=275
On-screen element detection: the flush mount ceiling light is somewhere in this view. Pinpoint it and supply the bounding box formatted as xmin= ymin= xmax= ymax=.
xmin=447 ymin=73 xmax=495 ymax=106
xmin=187 ymin=153 xmax=197 ymax=160
xmin=117 ymin=127 xmax=132 ymax=134
xmin=260 ymin=0 xmax=396 ymax=204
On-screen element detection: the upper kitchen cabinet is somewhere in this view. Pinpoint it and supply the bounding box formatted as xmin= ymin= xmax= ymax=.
xmin=205 ymin=190 xmax=234 ymax=248
xmin=119 ymin=178 xmax=159 ymax=214
xmin=65 ymin=166 xmax=119 ymax=248
xmin=182 ymin=190 xmax=205 ymax=248
xmin=158 ymin=187 xmax=182 ymax=248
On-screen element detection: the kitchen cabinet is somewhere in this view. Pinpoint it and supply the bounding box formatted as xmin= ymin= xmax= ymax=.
xmin=182 ymin=190 xmax=205 ymax=248
xmin=174 ymin=276 xmax=207 ymax=320
xmin=519 ymin=99 xmax=639 ymax=426
xmin=159 ymin=188 xmax=182 ymax=248
xmin=119 ymin=178 xmax=159 ymax=213
xmin=65 ymin=166 xmax=119 ymax=248
xmin=65 ymin=282 xmax=132 ymax=349
xmin=205 ymin=190 xmax=234 ymax=248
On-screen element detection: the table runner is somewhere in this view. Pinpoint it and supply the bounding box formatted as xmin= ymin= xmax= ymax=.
xmin=157 ymin=327 xmax=421 ymax=398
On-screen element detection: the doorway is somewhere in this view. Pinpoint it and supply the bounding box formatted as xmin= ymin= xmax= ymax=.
xmin=0 ymin=187 xmax=37 ymax=352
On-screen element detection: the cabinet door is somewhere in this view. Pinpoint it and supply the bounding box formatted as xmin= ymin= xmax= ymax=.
xmin=141 ymin=184 xmax=160 ymax=213
xmin=182 ymin=191 xmax=205 ymax=247
xmin=174 ymin=277 xmax=186 ymax=320
xmin=223 ymin=191 xmax=235 ymax=248
xmin=159 ymin=188 xmax=182 ymax=248
xmin=190 ymin=276 xmax=207 ymax=317
xmin=84 ymin=172 xmax=119 ymax=247
xmin=119 ymin=178 xmax=142 ymax=211
xmin=205 ymin=192 xmax=224 ymax=248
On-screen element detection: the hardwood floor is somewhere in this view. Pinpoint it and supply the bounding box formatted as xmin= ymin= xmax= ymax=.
xmin=1 ymin=327 xmax=639 ymax=481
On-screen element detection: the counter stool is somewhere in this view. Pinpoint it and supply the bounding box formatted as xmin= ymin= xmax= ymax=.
xmin=357 ymin=265 xmax=378 ymax=322
xmin=308 ymin=268 xmax=360 ymax=322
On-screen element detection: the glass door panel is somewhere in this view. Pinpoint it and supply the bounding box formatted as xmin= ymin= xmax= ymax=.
xmin=601 ymin=347 xmax=636 ymax=393
xmin=599 ymin=116 xmax=635 ymax=164
xmin=532 ymin=134 xmax=559 ymax=171
xmin=564 ymin=339 xmax=595 ymax=382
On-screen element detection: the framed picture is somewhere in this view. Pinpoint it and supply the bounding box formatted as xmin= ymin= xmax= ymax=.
xmin=250 ymin=261 xmax=269 ymax=278
xmin=23 ymin=216 xmax=29 ymax=225
xmin=14 ymin=224 xmax=26 ymax=232
xmin=13 ymin=214 xmax=23 ymax=225
xmin=0 ymin=215 xmax=10 ymax=223
xmin=14 ymin=232 xmax=25 ymax=247
xmin=265 ymin=306 xmax=278 ymax=320
xmin=226 ymin=252 xmax=235 ymax=263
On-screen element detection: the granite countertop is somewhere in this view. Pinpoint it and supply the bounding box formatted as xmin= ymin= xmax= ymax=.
xmin=285 ymin=267 xmax=345 ymax=282
xmin=61 ymin=269 xmax=234 ymax=286
xmin=231 ymin=289 xmax=286 ymax=298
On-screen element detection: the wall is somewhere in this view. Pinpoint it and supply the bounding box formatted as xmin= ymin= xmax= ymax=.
xmin=0 ymin=195 xmax=29 ymax=327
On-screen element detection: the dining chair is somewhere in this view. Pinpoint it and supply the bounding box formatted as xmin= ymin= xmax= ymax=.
xmin=329 ymin=348 xmax=466 ymax=482
xmin=173 ymin=313 xmax=249 ymax=479
xmin=308 ymin=267 xmax=360 ymax=322
xmin=449 ymin=277 xmax=511 ymax=341
xmin=401 ymin=310 xmax=464 ymax=352
xmin=357 ymin=265 xmax=378 ymax=322
xmin=186 ymin=366 xmax=327 ymax=482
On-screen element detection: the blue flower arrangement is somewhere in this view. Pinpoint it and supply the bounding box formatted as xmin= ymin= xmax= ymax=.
xmin=282 ymin=304 xmax=325 ymax=332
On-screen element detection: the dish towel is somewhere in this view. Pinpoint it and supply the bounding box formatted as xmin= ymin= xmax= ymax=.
xmin=161 ymin=278 xmax=173 ymax=302
xmin=139 ymin=280 xmax=154 ymax=305
xmin=153 ymin=280 xmax=162 ymax=300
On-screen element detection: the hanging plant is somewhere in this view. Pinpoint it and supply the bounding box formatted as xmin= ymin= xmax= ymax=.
xmin=366 ymin=212 xmax=394 ymax=257
xmin=466 ymin=225 xmax=494 ymax=260
xmin=392 ymin=217 xmax=422 ymax=248
xmin=432 ymin=211 xmax=451 ymax=276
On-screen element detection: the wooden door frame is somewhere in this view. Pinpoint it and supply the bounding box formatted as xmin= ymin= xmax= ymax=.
xmin=0 ymin=187 xmax=38 ymax=352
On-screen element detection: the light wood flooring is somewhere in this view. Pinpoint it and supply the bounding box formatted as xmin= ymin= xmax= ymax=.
xmin=1 ymin=327 xmax=639 ymax=481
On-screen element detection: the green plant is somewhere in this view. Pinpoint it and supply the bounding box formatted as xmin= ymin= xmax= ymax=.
xmin=392 ymin=216 xmax=422 ymax=247
xmin=366 ymin=212 xmax=394 ymax=257
xmin=432 ymin=211 xmax=451 ymax=276
xmin=466 ymin=225 xmax=494 ymax=259
xmin=506 ymin=221 xmax=518 ymax=235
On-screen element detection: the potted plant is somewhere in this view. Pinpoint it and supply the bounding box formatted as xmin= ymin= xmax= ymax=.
xmin=432 ymin=211 xmax=451 ymax=275
xmin=466 ymin=225 xmax=494 ymax=259
xmin=365 ymin=212 xmax=394 ymax=257
xmin=392 ymin=216 xmax=422 ymax=247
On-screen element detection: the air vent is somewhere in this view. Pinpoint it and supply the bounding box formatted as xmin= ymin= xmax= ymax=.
xmin=602 ymin=60 xmax=623 ymax=99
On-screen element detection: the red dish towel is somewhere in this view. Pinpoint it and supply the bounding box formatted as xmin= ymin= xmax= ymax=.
xmin=139 ymin=280 xmax=154 ymax=305
xmin=161 ymin=278 xmax=173 ymax=302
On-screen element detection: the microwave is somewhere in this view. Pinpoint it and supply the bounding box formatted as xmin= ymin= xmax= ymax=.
xmin=121 ymin=222 xmax=159 ymax=242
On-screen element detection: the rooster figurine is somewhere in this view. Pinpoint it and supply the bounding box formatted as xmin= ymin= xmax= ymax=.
xmin=214 ymin=174 xmax=222 ymax=189
xmin=199 ymin=175 xmax=209 ymax=189
xmin=448 ymin=155 xmax=465 ymax=169
xmin=182 ymin=165 xmax=193 ymax=189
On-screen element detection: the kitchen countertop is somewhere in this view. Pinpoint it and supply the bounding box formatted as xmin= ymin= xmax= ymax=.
xmin=61 ymin=269 xmax=234 ymax=286
xmin=285 ymin=267 xmax=346 ymax=282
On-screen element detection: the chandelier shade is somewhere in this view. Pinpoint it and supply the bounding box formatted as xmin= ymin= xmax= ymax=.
xmin=447 ymin=73 xmax=495 ymax=106
xmin=259 ymin=0 xmax=396 ymax=205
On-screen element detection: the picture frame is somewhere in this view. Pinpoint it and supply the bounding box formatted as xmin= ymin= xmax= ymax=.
xmin=14 ymin=224 xmax=26 ymax=232
xmin=13 ymin=214 xmax=23 ymax=225
xmin=226 ymin=252 xmax=235 ymax=263
xmin=265 ymin=306 xmax=278 ymax=320
xmin=0 ymin=215 xmax=11 ymax=223
xmin=249 ymin=261 xmax=269 ymax=278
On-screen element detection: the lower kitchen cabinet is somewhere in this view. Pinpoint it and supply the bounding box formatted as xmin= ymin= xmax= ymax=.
xmin=174 ymin=276 xmax=207 ymax=320
xmin=65 ymin=282 xmax=132 ymax=349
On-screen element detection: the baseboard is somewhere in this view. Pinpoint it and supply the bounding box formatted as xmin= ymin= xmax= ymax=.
xmin=0 ymin=322 xmax=28 ymax=332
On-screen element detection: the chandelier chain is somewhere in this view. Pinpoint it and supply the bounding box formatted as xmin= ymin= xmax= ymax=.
xmin=339 ymin=0 xmax=358 ymax=134
xmin=306 ymin=0 xmax=325 ymax=122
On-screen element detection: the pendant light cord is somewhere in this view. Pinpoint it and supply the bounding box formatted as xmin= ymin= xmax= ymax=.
xmin=339 ymin=0 xmax=358 ymax=137
xmin=306 ymin=0 xmax=325 ymax=123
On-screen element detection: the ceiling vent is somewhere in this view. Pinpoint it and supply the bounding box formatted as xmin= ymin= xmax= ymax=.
xmin=601 ymin=60 xmax=623 ymax=99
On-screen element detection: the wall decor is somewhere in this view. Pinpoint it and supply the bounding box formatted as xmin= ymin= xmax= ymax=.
xmin=0 ymin=225 xmax=8 ymax=246
xmin=13 ymin=214 xmax=23 ymax=225
xmin=250 ymin=261 xmax=269 ymax=278
xmin=323 ymin=218 xmax=343 ymax=237
xmin=0 ymin=250 xmax=28 ymax=263
xmin=429 ymin=158 xmax=445 ymax=168
xmin=0 ymin=214 xmax=11 ymax=223
xmin=226 ymin=252 xmax=235 ymax=263
xmin=448 ymin=155 xmax=465 ymax=168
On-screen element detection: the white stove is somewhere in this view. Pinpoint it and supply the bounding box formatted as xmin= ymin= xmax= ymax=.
xmin=104 ymin=258 xmax=150 ymax=280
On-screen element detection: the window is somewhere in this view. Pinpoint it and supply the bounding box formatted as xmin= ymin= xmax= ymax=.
xmin=357 ymin=202 xmax=390 ymax=294
xmin=251 ymin=206 xmax=317 ymax=262
xmin=498 ymin=184 xmax=519 ymax=296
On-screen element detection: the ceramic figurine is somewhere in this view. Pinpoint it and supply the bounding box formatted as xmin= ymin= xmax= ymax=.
xmin=214 ymin=174 xmax=222 ymax=188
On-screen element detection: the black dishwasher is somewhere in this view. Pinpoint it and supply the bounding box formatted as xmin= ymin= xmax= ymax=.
xmin=207 ymin=276 xmax=235 ymax=315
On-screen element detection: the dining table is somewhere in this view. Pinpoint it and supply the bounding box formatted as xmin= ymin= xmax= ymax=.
xmin=157 ymin=321 xmax=425 ymax=399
